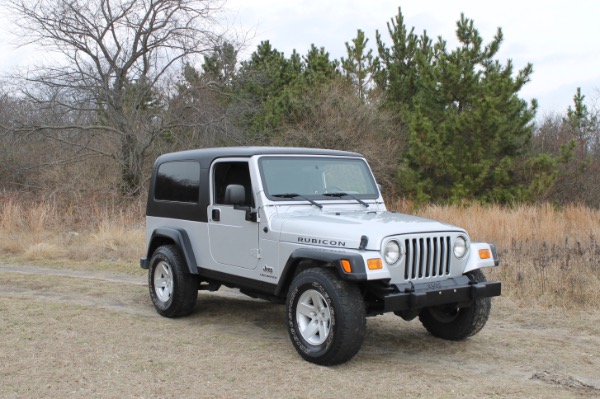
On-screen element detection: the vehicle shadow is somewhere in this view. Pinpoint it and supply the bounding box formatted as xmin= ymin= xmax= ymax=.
xmin=186 ymin=290 xmax=287 ymax=339
xmin=177 ymin=289 xmax=475 ymax=362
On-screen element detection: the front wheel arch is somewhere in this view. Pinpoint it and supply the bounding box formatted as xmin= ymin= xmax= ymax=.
xmin=275 ymin=248 xmax=368 ymax=297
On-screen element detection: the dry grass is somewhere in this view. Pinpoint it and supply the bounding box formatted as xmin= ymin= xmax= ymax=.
xmin=393 ymin=200 xmax=600 ymax=309
xmin=1 ymin=194 xmax=599 ymax=308
xmin=0 ymin=195 xmax=145 ymax=273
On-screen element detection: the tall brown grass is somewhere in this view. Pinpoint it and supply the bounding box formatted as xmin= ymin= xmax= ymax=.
xmin=0 ymin=194 xmax=145 ymax=271
xmin=1 ymin=195 xmax=599 ymax=308
xmin=393 ymin=199 xmax=600 ymax=309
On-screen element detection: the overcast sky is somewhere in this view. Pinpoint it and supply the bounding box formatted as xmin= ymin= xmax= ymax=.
xmin=225 ymin=0 xmax=600 ymax=118
xmin=1 ymin=1 xmax=599 ymax=119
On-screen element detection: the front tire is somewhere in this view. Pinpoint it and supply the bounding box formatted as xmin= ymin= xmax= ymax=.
xmin=287 ymin=268 xmax=366 ymax=366
xmin=149 ymin=245 xmax=198 ymax=318
xmin=419 ymin=269 xmax=491 ymax=340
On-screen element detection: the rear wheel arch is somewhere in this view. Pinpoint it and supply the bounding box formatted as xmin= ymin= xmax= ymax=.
xmin=148 ymin=236 xmax=175 ymax=260
xmin=147 ymin=228 xmax=198 ymax=274
xmin=148 ymin=244 xmax=199 ymax=317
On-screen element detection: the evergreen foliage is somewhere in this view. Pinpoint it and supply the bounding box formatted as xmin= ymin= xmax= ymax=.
xmin=202 ymin=42 xmax=239 ymax=87
xmin=231 ymin=42 xmax=341 ymax=139
xmin=341 ymin=29 xmax=375 ymax=102
xmin=232 ymin=41 xmax=300 ymax=137
xmin=376 ymin=9 xmax=546 ymax=203
xmin=4 ymin=4 xmax=596 ymax=206
xmin=531 ymin=88 xmax=599 ymax=206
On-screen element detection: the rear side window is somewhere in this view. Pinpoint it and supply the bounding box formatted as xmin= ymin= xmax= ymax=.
xmin=154 ymin=161 xmax=200 ymax=203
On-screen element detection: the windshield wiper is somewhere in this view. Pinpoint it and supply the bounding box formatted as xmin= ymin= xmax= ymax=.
xmin=272 ymin=193 xmax=323 ymax=209
xmin=322 ymin=192 xmax=369 ymax=207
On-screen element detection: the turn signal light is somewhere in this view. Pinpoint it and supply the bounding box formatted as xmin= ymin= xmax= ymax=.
xmin=341 ymin=259 xmax=352 ymax=273
xmin=479 ymin=249 xmax=492 ymax=260
xmin=367 ymin=258 xmax=383 ymax=270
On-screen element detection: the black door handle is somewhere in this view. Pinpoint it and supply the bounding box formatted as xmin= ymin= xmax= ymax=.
xmin=212 ymin=209 xmax=220 ymax=221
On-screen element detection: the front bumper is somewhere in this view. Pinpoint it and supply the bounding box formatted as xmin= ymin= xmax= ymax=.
xmin=372 ymin=275 xmax=501 ymax=313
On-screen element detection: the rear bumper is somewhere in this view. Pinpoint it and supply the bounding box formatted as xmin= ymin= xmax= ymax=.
xmin=374 ymin=276 xmax=501 ymax=313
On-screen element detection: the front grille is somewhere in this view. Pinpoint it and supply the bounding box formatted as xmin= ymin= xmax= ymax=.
xmin=404 ymin=235 xmax=451 ymax=280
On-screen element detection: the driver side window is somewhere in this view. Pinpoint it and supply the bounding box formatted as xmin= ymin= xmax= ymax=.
xmin=213 ymin=162 xmax=254 ymax=207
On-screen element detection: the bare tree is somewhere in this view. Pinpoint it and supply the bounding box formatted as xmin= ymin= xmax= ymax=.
xmin=6 ymin=0 xmax=226 ymax=195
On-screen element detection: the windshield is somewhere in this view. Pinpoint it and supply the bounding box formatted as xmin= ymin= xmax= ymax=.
xmin=259 ymin=156 xmax=379 ymax=200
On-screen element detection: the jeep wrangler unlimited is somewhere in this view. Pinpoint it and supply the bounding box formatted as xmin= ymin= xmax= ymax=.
xmin=141 ymin=147 xmax=501 ymax=365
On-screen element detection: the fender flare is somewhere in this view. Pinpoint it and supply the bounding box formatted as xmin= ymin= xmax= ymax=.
xmin=274 ymin=247 xmax=367 ymax=296
xmin=145 ymin=228 xmax=199 ymax=275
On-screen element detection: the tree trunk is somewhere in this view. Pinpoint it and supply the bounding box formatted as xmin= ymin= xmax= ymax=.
xmin=120 ymin=133 xmax=144 ymax=196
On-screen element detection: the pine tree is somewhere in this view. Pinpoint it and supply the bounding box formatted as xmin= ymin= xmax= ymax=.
xmin=377 ymin=8 xmax=539 ymax=203
xmin=302 ymin=44 xmax=340 ymax=85
xmin=231 ymin=42 xmax=342 ymax=137
xmin=202 ymin=42 xmax=239 ymax=87
xmin=341 ymin=29 xmax=374 ymax=102
xmin=232 ymin=41 xmax=299 ymax=136
xmin=566 ymin=87 xmax=598 ymax=148
xmin=375 ymin=9 xmax=420 ymax=107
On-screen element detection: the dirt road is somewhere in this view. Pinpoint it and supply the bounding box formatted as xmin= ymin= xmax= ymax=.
xmin=1 ymin=262 xmax=599 ymax=398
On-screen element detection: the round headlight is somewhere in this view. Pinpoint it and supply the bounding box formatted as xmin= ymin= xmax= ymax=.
xmin=384 ymin=240 xmax=401 ymax=264
xmin=453 ymin=236 xmax=468 ymax=258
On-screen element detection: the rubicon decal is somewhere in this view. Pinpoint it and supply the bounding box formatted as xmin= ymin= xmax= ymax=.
xmin=298 ymin=237 xmax=346 ymax=247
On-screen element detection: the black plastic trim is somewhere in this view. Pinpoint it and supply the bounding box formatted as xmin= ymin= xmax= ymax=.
xmin=275 ymin=247 xmax=368 ymax=296
xmin=140 ymin=257 xmax=149 ymax=269
xmin=370 ymin=276 xmax=502 ymax=313
xmin=147 ymin=228 xmax=198 ymax=274
xmin=198 ymin=268 xmax=277 ymax=295
xmin=490 ymin=244 xmax=500 ymax=266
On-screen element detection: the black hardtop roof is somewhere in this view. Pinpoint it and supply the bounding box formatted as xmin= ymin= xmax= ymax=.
xmin=154 ymin=146 xmax=364 ymax=168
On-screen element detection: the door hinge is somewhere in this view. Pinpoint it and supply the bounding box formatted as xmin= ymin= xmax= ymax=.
xmin=251 ymin=248 xmax=261 ymax=259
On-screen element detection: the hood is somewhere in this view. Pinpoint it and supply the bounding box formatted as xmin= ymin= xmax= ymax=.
xmin=273 ymin=209 xmax=465 ymax=250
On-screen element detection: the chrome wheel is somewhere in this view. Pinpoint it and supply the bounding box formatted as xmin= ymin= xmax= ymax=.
xmin=296 ymin=289 xmax=331 ymax=345
xmin=153 ymin=260 xmax=173 ymax=303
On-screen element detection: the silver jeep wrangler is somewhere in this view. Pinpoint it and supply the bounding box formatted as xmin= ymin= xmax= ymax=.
xmin=141 ymin=147 xmax=501 ymax=365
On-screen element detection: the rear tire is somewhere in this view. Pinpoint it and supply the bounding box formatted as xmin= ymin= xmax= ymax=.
xmin=149 ymin=245 xmax=198 ymax=318
xmin=287 ymin=268 xmax=366 ymax=365
xmin=419 ymin=269 xmax=491 ymax=340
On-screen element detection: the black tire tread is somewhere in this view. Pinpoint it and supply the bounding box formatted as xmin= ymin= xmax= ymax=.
xmin=149 ymin=245 xmax=198 ymax=318
xmin=287 ymin=267 xmax=366 ymax=366
xmin=419 ymin=269 xmax=491 ymax=340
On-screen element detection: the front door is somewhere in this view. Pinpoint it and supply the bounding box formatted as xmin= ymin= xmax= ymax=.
xmin=208 ymin=205 xmax=259 ymax=269
xmin=207 ymin=161 xmax=259 ymax=270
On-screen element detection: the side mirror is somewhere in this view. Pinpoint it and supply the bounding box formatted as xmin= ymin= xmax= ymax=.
xmin=224 ymin=184 xmax=246 ymax=205
xmin=224 ymin=184 xmax=259 ymax=222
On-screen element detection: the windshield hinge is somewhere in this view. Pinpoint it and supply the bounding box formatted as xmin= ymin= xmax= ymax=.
xmin=359 ymin=235 xmax=369 ymax=250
